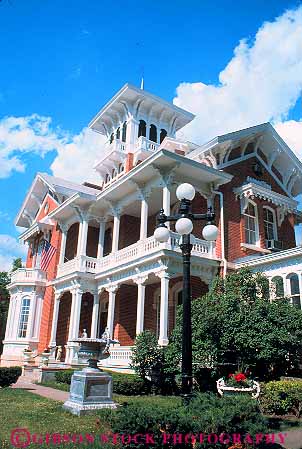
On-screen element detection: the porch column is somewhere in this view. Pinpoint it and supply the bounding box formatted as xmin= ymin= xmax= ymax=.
xmin=68 ymin=287 xmax=83 ymax=341
xmin=76 ymin=222 xmax=83 ymax=257
xmin=157 ymin=271 xmax=170 ymax=346
xmin=11 ymin=295 xmax=21 ymax=339
xmin=90 ymin=292 xmax=100 ymax=338
xmin=134 ymin=276 xmax=148 ymax=335
xmin=105 ymin=285 xmax=119 ymax=337
xmin=126 ymin=117 xmax=139 ymax=149
xmin=4 ymin=295 xmax=15 ymax=340
xmin=163 ymin=181 xmax=171 ymax=229
xmin=59 ymin=224 xmax=68 ymax=265
xmin=298 ymin=272 xmax=302 ymax=310
xmin=26 ymin=291 xmax=37 ymax=339
xmin=80 ymin=213 xmax=89 ymax=256
xmin=139 ymin=196 xmax=148 ymax=240
xmin=49 ymin=293 xmax=61 ymax=346
xmin=97 ymin=219 xmax=106 ymax=259
xmin=112 ymin=211 xmax=121 ymax=253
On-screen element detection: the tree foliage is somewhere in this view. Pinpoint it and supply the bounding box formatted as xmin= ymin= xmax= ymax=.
xmin=166 ymin=268 xmax=302 ymax=381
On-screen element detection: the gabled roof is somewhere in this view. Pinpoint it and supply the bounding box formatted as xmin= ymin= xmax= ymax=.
xmin=15 ymin=173 xmax=100 ymax=228
xmin=189 ymin=122 xmax=302 ymax=198
xmin=89 ymin=83 xmax=195 ymax=135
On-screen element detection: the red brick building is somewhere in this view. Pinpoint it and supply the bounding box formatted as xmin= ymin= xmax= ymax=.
xmin=1 ymin=84 xmax=302 ymax=367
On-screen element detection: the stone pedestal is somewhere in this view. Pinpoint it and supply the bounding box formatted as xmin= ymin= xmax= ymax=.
xmin=63 ymin=367 xmax=117 ymax=415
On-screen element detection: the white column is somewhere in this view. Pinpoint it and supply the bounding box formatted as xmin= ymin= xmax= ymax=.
xmin=68 ymin=288 xmax=83 ymax=341
xmin=59 ymin=225 xmax=68 ymax=265
xmin=106 ymin=285 xmax=118 ymax=337
xmin=163 ymin=184 xmax=171 ymax=229
xmin=298 ymin=272 xmax=302 ymax=310
xmin=80 ymin=214 xmax=89 ymax=256
xmin=26 ymin=292 xmax=37 ymax=339
xmin=91 ymin=293 xmax=100 ymax=338
xmin=76 ymin=222 xmax=83 ymax=257
xmin=135 ymin=277 xmax=148 ymax=335
xmin=4 ymin=296 xmax=15 ymax=340
xmin=126 ymin=117 xmax=139 ymax=152
xmin=157 ymin=272 xmax=170 ymax=346
xmin=97 ymin=219 xmax=106 ymax=259
xmin=49 ymin=293 xmax=61 ymax=346
xmin=112 ymin=213 xmax=120 ymax=253
xmin=139 ymin=197 xmax=148 ymax=240
xmin=8 ymin=296 xmax=18 ymax=339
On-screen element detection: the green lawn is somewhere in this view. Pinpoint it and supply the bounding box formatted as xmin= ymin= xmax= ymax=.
xmin=0 ymin=388 xmax=180 ymax=449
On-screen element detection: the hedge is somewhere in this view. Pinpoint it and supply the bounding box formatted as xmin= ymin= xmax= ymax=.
xmin=103 ymin=392 xmax=268 ymax=449
xmin=0 ymin=367 xmax=22 ymax=388
xmin=54 ymin=369 xmax=150 ymax=395
xmin=260 ymin=380 xmax=302 ymax=417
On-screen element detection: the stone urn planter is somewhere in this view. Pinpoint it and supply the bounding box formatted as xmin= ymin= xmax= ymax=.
xmin=23 ymin=349 xmax=33 ymax=366
xmin=63 ymin=332 xmax=119 ymax=415
xmin=40 ymin=351 xmax=51 ymax=367
xmin=217 ymin=377 xmax=260 ymax=399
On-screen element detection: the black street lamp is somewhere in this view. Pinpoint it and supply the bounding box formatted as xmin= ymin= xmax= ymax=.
xmin=154 ymin=183 xmax=218 ymax=403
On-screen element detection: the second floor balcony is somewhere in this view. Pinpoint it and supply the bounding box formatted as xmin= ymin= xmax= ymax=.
xmin=9 ymin=268 xmax=47 ymax=288
xmin=56 ymin=232 xmax=216 ymax=279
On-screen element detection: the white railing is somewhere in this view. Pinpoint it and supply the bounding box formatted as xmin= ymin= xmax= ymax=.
xmin=101 ymin=346 xmax=133 ymax=367
xmin=10 ymin=268 xmax=47 ymax=284
xmin=136 ymin=136 xmax=159 ymax=153
xmin=57 ymin=234 xmax=215 ymax=278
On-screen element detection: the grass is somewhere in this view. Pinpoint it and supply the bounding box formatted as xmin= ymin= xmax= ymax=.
xmin=0 ymin=387 xmax=180 ymax=449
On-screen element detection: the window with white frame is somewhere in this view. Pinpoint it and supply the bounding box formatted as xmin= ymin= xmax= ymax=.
xmin=263 ymin=207 xmax=277 ymax=241
xmin=271 ymin=276 xmax=284 ymax=299
xmin=244 ymin=202 xmax=258 ymax=245
xmin=18 ymin=297 xmax=31 ymax=338
xmin=287 ymin=273 xmax=301 ymax=309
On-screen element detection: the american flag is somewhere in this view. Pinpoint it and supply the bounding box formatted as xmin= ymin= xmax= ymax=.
xmin=40 ymin=240 xmax=57 ymax=271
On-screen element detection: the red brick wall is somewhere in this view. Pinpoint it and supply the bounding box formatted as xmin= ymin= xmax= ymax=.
xmin=55 ymin=292 xmax=71 ymax=360
xmin=119 ymin=215 xmax=140 ymax=249
xmin=220 ymin=157 xmax=296 ymax=262
xmin=87 ymin=226 xmax=99 ymax=258
xmin=125 ymin=153 xmax=134 ymax=172
xmin=79 ymin=293 xmax=94 ymax=336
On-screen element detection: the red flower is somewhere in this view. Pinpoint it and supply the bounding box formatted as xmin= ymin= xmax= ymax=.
xmin=228 ymin=373 xmax=234 ymax=378
xmin=234 ymin=373 xmax=247 ymax=382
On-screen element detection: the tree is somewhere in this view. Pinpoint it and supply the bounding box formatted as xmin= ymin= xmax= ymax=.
xmin=0 ymin=270 xmax=10 ymax=355
xmin=11 ymin=258 xmax=22 ymax=272
xmin=166 ymin=268 xmax=302 ymax=382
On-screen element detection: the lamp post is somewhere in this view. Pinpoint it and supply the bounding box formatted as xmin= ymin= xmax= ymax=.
xmin=154 ymin=183 xmax=218 ymax=403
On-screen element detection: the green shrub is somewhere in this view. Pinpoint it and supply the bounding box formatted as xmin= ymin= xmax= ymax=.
xmin=54 ymin=368 xmax=150 ymax=395
xmin=107 ymin=392 xmax=267 ymax=449
xmin=0 ymin=367 xmax=22 ymax=388
xmin=54 ymin=369 xmax=74 ymax=384
xmin=130 ymin=331 xmax=163 ymax=379
xmin=260 ymin=380 xmax=302 ymax=417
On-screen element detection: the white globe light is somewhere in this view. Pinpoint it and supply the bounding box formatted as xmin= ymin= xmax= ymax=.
xmin=202 ymin=224 xmax=219 ymax=241
xmin=175 ymin=217 xmax=193 ymax=235
xmin=154 ymin=226 xmax=170 ymax=243
xmin=176 ymin=183 xmax=195 ymax=201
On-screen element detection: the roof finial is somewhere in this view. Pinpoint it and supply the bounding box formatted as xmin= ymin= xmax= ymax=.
xmin=140 ymin=77 xmax=144 ymax=90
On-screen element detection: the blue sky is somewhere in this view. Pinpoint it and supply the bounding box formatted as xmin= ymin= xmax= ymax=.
xmin=0 ymin=0 xmax=301 ymax=269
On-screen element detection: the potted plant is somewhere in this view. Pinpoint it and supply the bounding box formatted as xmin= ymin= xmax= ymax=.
xmin=40 ymin=347 xmax=51 ymax=367
xmin=217 ymin=371 xmax=260 ymax=398
xmin=23 ymin=347 xmax=33 ymax=365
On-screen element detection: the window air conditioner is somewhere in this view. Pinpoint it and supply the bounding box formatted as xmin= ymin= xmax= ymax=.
xmin=265 ymin=240 xmax=283 ymax=251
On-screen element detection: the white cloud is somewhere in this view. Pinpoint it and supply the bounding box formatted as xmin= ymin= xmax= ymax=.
xmin=0 ymin=114 xmax=106 ymax=183
xmin=0 ymin=234 xmax=27 ymax=272
xmin=174 ymin=6 xmax=302 ymax=150
xmin=50 ymin=127 xmax=106 ymax=184
xmin=275 ymin=120 xmax=302 ymax=159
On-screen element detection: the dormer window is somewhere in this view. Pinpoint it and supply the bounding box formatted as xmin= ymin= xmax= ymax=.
xmin=138 ymin=120 xmax=146 ymax=138
xmin=243 ymin=201 xmax=259 ymax=245
xmin=263 ymin=207 xmax=277 ymax=241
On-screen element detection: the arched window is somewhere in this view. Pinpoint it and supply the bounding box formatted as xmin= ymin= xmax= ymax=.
xmin=287 ymin=273 xmax=301 ymax=309
xmin=263 ymin=207 xmax=277 ymax=242
xmin=122 ymin=121 xmax=127 ymax=142
xmin=116 ymin=127 xmax=120 ymax=140
xmin=160 ymin=129 xmax=167 ymax=143
xmin=149 ymin=124 xmax=157 ymax=143
xmin=105 ymin=173 xmax=110 ymax=184
xmin=271 ymin=276 xmax=284 ymax=299
xmin=18 ymin=297 xmax=31 ymax=338
xmin=118 ymin=163 xmax=124 ymax=174
xmin=243 ymin=201 xmax=259 ymax=245
xmin=103 ymin=226 xmax=113 ymax=256
xmin=109 ymin=133 xmax=114 ymax=144
xmin=138 ymin=120 xmax=146 ymax=138
xmin=112 ymin=168 xmax=117 ymax=178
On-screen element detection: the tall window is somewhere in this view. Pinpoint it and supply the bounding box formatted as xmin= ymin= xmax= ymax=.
xmin=271 ymin=276 xmax=284 ymax=299
xmin=287 ymin=273 xmax=301 ymax=309
xmin=263 ymin=207 xmax=276 ymax=241
xmin=160 ymin=129 xmax=167 ymax=143
xmin=149 ymin=124 xmax=157 ymax=143
xmin=138 ymin=120 xmax=146 ymax=138
xmin=244 ymin=202 xmax=258 ymax=245
xmin=18 ymin=297 xmax=30 ymax=338
xmin=121 ymin=121 xmax=127 ymax=142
